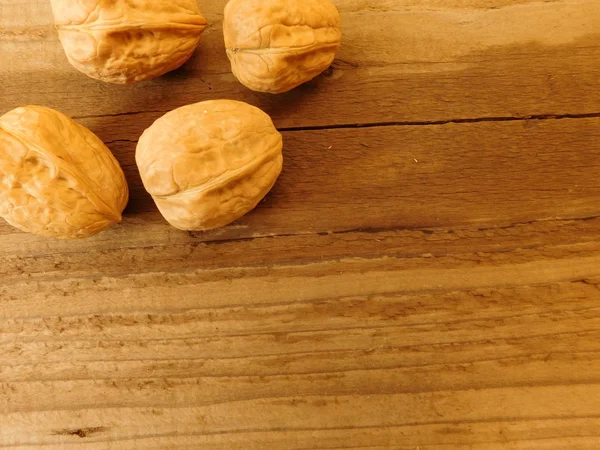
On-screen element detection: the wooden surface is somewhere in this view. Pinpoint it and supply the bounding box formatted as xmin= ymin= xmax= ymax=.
xmin=2 ymin=0 xmax=600 ymax=448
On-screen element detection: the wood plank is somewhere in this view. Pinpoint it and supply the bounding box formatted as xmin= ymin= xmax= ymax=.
xmin=3 ymin=326 xmax=600 ymax=383
xmin=3 ymin=236 xmax=600 ymax=317
xmin=3 ymin=422 xmax=600 ymax=450
xmin=0 ymin=118 xmax=599 ymax=249
xmin=1 ymin=222 xmax=600 ymax=446
xmin=3 ymin=385 xmax=600 ymax=446
xmin=1 ymin=212 xmax=599 ymax=280
xmin=3 ymin=342 xmax=600 ymax=414
xmin=1 ymin=0 xmax=599 ymax=128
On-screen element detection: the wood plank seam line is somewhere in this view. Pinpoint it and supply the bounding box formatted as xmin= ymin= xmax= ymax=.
xmin=10 ymin=215 xmax=600 ymax=252
xmin=277 ymin=112 xmax=600 ymax=132
xmin=93 ymin=111 xmax=600 ymax=145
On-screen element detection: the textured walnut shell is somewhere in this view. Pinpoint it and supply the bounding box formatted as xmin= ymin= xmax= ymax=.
xmin=224 ymin=0 xmax=341 ymax=94
xmin=50 ymin=0 xmax=208 ymax=84
xmin=0 ymin=106 xmax=129 ymax=239
xmin=136 ymin=100 xmax=283 ymax=231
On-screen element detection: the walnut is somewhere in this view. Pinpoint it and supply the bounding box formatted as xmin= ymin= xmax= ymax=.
xmin=50 ymin=0 xmax=208 ymax=84
xmin=224 ymin=0 xmax=342 ymax=94
xmin=0 ymin=106 xmax=129 ymax=239
xmin=136 ymin=100 xmax=283 ymax=231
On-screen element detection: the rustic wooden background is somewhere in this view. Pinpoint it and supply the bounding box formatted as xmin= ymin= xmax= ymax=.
xmin=2 ymin=0 xmax=600 ymax=448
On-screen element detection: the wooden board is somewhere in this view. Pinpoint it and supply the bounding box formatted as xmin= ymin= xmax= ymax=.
xmin=2 ymin=0 xmax=600 ymax=448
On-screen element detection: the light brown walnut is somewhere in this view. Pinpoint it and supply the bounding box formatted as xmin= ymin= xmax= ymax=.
xmin=0 ymin=106 xmax=129 ymax=239
xmin=224 ymin=0 xmax=341 ymax=94
xmin=50 ymin=0 xmax=208 ymax=84
xmin=136 ymin=100 xmax=283 ymax=231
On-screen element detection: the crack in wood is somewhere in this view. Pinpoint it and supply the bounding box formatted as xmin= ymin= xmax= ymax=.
xmin=278 ymin=112 xmax=600 ymax=132
xmin=52 ymin=426 xmax=108 ymax=438
xmin=98 ymin=112 xmax=600 ymax=146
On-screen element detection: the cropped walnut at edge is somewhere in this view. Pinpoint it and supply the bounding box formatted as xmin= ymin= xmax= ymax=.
xmin=50 ymin=0 xmax=208 ymax=84
xmin=0 ymin=106 xmax=129 ymax=239
xmin=224 ymin=0 xmax=342 ymax=94
xmin=136 ymin=100 xmax=283 ymax=231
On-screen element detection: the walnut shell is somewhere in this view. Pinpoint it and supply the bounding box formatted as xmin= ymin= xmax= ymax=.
xmin=0 ymin=106 xmax=129 ymax=239
xmin=136 ymin=100 xmax=283 ymax=231
xmin=224 ymin=0 xmax=341 ymax=94
xmin=50 ymin=0 xmax=208 ymax=84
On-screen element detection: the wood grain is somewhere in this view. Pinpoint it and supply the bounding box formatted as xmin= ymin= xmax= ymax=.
xmin=2 ymin=0 xmax=600 ymax=448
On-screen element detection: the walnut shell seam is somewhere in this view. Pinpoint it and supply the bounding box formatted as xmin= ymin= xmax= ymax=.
xmin=152 ymin=141 xmax=283 ymax=201
xmin=56 ymin=21 xmax=207 ymax=32
xmin=227 ymin=41 xmax=340 ymax=55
